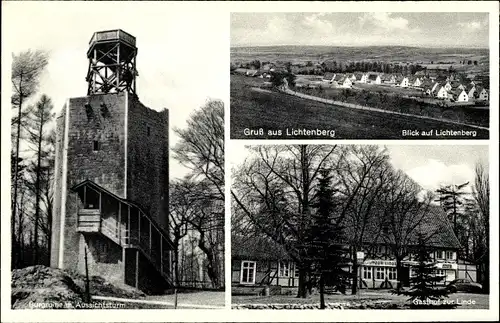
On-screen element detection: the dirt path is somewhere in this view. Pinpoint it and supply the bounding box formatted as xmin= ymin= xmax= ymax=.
xmin=251 ymin=86 xmax=273 ymax=93
xmin=93 ymin=291 xmax=225 ymax=309
xmin=281 ymin=87 xmax=489 ymax=131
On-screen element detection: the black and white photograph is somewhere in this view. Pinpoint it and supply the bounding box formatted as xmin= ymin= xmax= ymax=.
xmin=1 ymin=1 xmax=499 ymax=322
xmin=231 ymin=144 xmax=490 ymax=309
xmin=230 ymin=13 xmax=490 ymax=140
xmin=4 ymin=2 xmax=225 ymax=310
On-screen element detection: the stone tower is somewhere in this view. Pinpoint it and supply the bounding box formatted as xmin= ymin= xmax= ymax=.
xmin=51 ymin=30 xmax=172 ymax=292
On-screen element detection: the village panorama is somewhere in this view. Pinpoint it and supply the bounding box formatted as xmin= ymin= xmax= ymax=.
xmin=230 ymin=45 xmax=489 ymax=140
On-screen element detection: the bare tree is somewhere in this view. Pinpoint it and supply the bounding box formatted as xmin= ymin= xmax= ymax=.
xmin=380 ymin=170 xmax=433 ymax=292
xmin=232 ymin=144 xmax=341 ymax=298
xmin=169 ymin=180 xmax=194 ymax=286
xmin=472 ymin=162 xmax=489 ymax=293
xmin=173 ymin=99 xmax=224 ymax=201
xmin=11 ymin=49 xmax=48 ymax=263
xmin=25 ymin=95 xmax=55 ymax=264
xmin=172 ymin=99 xmax=225 ymax=288
xmin=337 ymin=145 xmax=391 ymax=295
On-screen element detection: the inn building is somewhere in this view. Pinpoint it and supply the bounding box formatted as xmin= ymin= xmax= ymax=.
xmin=232 ymin=206 xmax=462 ymax=294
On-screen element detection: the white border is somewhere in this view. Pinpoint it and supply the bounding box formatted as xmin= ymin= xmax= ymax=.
xmin=1 ymin=1 xmax=498 ymax=322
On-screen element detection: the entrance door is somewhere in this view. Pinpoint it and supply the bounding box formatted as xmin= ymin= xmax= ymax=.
xmin=401 ymin=267 xmax=410 ymax=287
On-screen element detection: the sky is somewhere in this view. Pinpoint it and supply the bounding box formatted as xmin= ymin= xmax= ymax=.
xmin=387 ymin=145 xmax=488 ymax=193
xmin=230 ymin=144 xmax=489 ymax=194
xmin=2 ymin=1 xmax=228 ymax=180
xmin=231 ymin=12 xmax=489 ymax=48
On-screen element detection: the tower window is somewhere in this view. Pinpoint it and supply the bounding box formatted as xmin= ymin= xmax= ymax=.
xmin=93 ymin=140 xmax=100 ymax=151
xmin=147 ymin=126 xmax=151 ymax=136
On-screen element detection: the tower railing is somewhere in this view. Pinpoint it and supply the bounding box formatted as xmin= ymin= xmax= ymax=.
xmin=89 ymin=29 xmax=136 ymax=47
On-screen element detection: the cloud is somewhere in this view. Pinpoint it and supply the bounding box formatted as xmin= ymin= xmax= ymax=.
xmin=232 ymin=15 xmax=296 ymax=46
xmin=406 ymin=159 xmax=475 ymax=192
xmin=358 ymin=12 xmax=419 ymax=33
xmin=457 ymin=21 xmax=484 ymax=31
xmin=302 ymin=13 xmax=335 ymax=34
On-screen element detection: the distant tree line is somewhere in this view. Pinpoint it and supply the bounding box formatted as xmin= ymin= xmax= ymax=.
xmin=320 ymin=61 xmax=426 ymax=75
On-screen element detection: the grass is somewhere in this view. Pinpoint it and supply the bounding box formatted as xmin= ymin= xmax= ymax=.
xmin=230 ymin=75 xmax=489 ymax=139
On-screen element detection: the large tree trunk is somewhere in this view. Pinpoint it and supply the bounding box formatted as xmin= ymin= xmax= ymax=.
xmin=173 ymin=236 xmax=180 ymax=286
xmin=34 ymin=115 xmax=44 ymax=264
xmin=12 ymin=92 xmax=24 ymax=269
xmin=319 ymin=273 xmax=325 ymax=309
xmin=395 ymin=257 xmax=403 ymax=293
xmin=197 ymin=231 xmax=220 ymax=289
xmin=297 ymin=267 xmax=310 ymax=298
xmin=351 ymin=249 xmax=358 ymax=295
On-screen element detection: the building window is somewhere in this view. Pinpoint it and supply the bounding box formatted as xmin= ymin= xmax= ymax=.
xmin=93 ymin=140 xmax=100 ymax=152
xmin=240 ymin=261 xmax=256 ymax=284
xmin=446 ymin=251 xmax=454 ymax=260
xmin=362 ymin=266 xmax=372 ymax=280
xmin=387 ymin=267 xmax=397 ymax=280
xmin=147 ymin=126 xmax=151 ymax=136
xmin=292 ymin=262 xmax=300 ymax=278
xmin=437 ymin=251 xmax=445 ymax=259
xmin=375 ymin=267 xmax=385 ymax=280
xmin=435 ymin=269 xmax=446 ymax=280
xmin=279 ymin=261 xmax=290 ymax=277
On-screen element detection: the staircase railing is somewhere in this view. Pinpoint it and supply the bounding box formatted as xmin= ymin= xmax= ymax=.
xmin=98 ymin=218 xmax=172 ymax=286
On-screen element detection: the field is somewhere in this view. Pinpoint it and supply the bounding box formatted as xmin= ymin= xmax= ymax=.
xmin=231 ymin=46 xmax=489 ymax=71
xmin=230 ymin=75 xmax=489 ymax=140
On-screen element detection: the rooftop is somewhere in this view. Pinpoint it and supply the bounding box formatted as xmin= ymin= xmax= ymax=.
xmin=88 ymin=29 xmax=136 ymax=48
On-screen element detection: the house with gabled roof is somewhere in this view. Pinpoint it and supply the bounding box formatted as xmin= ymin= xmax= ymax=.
xmin=411 ymin=77 xmax=422 ymax=88
xmin=398 ymin=76 xmax=410 ymax=88
xmin=443 ymin=81 xmax=452 ymax=92
xmin=381 ymin=74 xmax=396 ymax=84
xmin=476 ymin=87 xmax=489 ymax=101
xmin=232 ymin=205 xmax=461 ymax=292
xmin=330 ymin=73 xmax=353 ymax=88
xmin=367 ymin=73 xmax=381 ymax=84
xmin=421 ymin=80 xmax=435 ymax=95
xmin=349 ymin=74 xmax=357 ymax=82
xmin=451 ymin=88 xmax=469 ymax=102
xmin=232 ymin=235 xmax=300 ymax=294
xmin=435 ymin=84 xmax=448 ymax=99
xmin=450 ymin=81 xmax=464 ymax=91
xmin=465 ymin=84 xmax=476 ymax=98
xmin=354 ymin=72 xmax=368 ymax=83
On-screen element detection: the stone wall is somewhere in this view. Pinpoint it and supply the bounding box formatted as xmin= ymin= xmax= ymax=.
xmin=127 ymin=95 xmax=169 ymax=231
xmin=78 ymin=234 xmax=124 ymax=284
xmin=53 ymin=93 xmax=127 ymax=272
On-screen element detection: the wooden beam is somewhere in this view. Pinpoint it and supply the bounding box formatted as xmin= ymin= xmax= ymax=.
xmin=122 ymin=246 xmax=126 ymax=284
xmin=135 ymin=249 xmax=139 ymax=289
xmin=160 ymin=238 xmax=163 ymax=274
xmin=127 ymin=205 xmax=131 ymax=245
xmin=98 ymin=191 xmax=102 ymax=213
xmin=116 ymin=43 xmax=120 ymax=90
xmin=149 ymin=221 xmax=152 ymax=254
xmin=118 ymin=202 xmax=122 ymax=244
xmin=138 ymin=211 xmax=141 ymax=243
